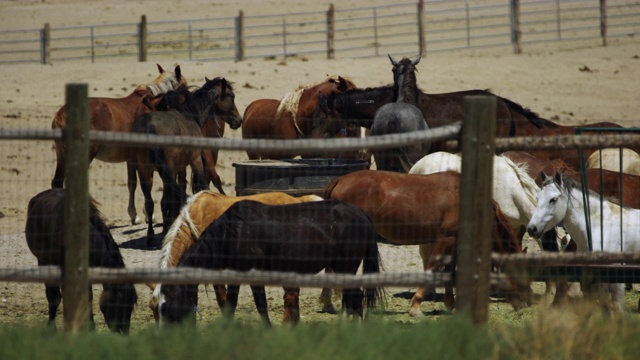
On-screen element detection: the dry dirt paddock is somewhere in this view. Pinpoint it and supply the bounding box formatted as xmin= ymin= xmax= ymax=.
xmin=0 ymin=0 xmax=639 ymax=332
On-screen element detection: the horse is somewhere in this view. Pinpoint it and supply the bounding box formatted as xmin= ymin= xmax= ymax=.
xmin=51 ymin=64 xmax=188 ymax=226
xmin=147 ymin=190 xmax=323 ymax=322
xmin=587 ymin=148 xmax=640 ymax=175
xmin=130 ymin=77 xmax=242 ymax=247
xmin=158 ymin=199 xmax=384 ymax=325
xmin=324 ymin=169 xmax=532 ymax=316
xmin=527 ymin=171 xmax=640 ymax=313
xmin=241 ymin=75 xmax=368 ymax=161
xmin=24 ymin=188 xmax=137 ymax=333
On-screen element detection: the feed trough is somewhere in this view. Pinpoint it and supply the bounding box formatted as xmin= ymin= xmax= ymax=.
xmin=233 ymin=158 xmax=370 ymax=196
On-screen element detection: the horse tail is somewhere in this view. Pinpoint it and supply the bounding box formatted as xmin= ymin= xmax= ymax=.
xmin=363 ymin=232 xmax=386 ymax=311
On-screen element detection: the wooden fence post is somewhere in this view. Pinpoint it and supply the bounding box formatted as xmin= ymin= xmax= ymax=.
xmin=417 ymin=0 xmax=426 ymax=57
xmin=510 ymin=0 xmax=522 ymax=54
xmin=138 ymin=15 xmax=147 ymax=62
xmin=63 ymin=83 xmax=90 ymax=333
xmin=235 ymin=11 xmax=245 ymax=61
xmin=326 ymin=4 xmax=335 ymax=59
xmin=41 ymin=23 xmax=50 ymax=65
xmin=456 ymin=96 xmax=497 ymax=325
xmin=600 ymin=0 xmax=608 ymax=47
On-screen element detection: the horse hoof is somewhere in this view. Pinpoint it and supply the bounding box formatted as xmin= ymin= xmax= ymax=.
xmin=131 ymin=215 xmax=141 ymax=225
xmin=321 ymin=305 xmax=337 ymax=314
xmin=408 ymin=308 xmax=424 ymax=318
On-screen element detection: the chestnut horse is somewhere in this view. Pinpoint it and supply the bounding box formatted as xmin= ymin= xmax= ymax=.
xmin=242 ymin=75 xmax=368 ymax=161
xmin=130 ymin=77 xmax=242 ymax=247
xmin=51 ymin=64 xmax=188 ymax=226
xmin=324 ymin=170 xmax=532 ymax=316
xmin=148 ymin=190 xmax=323 ymax=322
xmin=25 ymin=189 xmax=137 ymax=333
xmin=158 ymin=199 xmax=383 ymax=325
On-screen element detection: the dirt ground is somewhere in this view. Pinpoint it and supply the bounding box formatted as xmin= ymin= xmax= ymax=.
xmin=0 ymin=0 xmax=639 ymax=332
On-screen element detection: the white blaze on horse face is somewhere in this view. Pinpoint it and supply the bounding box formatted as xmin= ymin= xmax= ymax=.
xmin=528 ymin=183 xmax=567 ymax=238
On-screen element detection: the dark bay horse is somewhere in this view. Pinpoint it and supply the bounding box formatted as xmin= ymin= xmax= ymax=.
xmin=25 ymin=188 xmax=137 ymax=333
xmin=148 ymin=190 xmax=322 ymax=322
xmin=130 ymin=77 xmax=242 ymax=247
xmin=158 ymin=199 xmax=383 ymax=325
xmin=324 ymin=170 xmax=531 ymax=316
xmin=51 ymin=64 xmax=187 ymax=226
xmin=242 ymin=75 xmax=369 ymax=161
xmin=388 ymin=54 xmax=629 ymax=169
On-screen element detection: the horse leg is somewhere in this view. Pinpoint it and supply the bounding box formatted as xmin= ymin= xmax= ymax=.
xmin=126 ymin=161 xmax=142 ymax=225
xmin=408 ymin=243 xmax=436 ymax=318
xmin=213 ymin=285 xmax=227 ymax=310
xmin=202 ymin=150 xmax=225 ymax=195
xmin=223 ymin=284 xmax=240 ymax=319
xmin=282 ymin=287 xmax=300 ymax=324
xmin=138 ymin=169 xmax=156 ymax=247
xmin=87 ymin=286 xmax=95 ymax=331
xmin=319 ymin=267 xmax=337 ymax=314
xmin=44 ymin=284 xmax=61 ymax=329
xmin=609 ymin=283 xmax=625 ymax=315
xmin=250 ymin=285 xmax=271 ymax=326
xmin=341 ymin=288 xmax=364 ymax=319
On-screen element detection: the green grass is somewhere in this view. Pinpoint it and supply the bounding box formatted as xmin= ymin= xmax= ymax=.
xmin=3 ymin=307 xmax=640 ymax=360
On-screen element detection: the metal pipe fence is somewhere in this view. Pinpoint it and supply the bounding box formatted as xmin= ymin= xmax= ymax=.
xmin=2 ymin=0 xmax=638 ymax=65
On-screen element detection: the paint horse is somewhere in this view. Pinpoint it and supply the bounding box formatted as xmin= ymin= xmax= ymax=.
xmin=25 ymin=188 xmax=137 ymax=333
xmin=130 ymin=77 xmax=242 ymax=247
xmin=158 ymin=199 xmax=383 ymax=325
xmin=51 ymin=64 xmax=187 ymax=225
xmin=148 ymin=190 xmax=323 ymax=323
xmin=242 ymin=75 xmax=369 ymax=161
xmin=324 ymin=169 xmax=532 ymax=316
xmin=527 ymin=172 xmax=640 ymax=313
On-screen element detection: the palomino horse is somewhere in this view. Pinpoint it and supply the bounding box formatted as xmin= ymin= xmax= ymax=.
xmin=324 ymin=170 xmax=532 ymax=316
xmin=388 ymin=54 xmax=629 ymax=169
xmin=130 ymin=77 xmax=242 ymax=247
xmin=51 ymin=64 xmax=187 ymax=225
xmin=148 ymin=190 xmax=323 ymax=322
xmin=158 ymin=199 xmax=383 ymax=325
xmin=527 ymin=172 xmax=640 ymax=313
xmin=25 ymin=189 xmax=137 ymax=333
xmin=242 ymin=75 xmax=368 ymax=161
xmin=587 ymin=148 xmax=640 ymax=175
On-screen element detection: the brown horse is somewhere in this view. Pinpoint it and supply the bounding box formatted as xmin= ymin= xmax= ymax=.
xmin=130 ymin=77 xmax=242 ymax=247
xmin=25 ymin=189 xmax=137 ymax=333
xmin=242 ymin=75 xmax=369 ymax=161
xmin=388 ymin=54 xmax=629 ymax=169
xmin=51 ymin=64 xmax=188 ymax=226
xmin=148 ymin=190 xmax=323 ymax=323
xmin=158 ymin=199 xmax=383 ymax=325
xmin=324 ymin=169 xmax=532 ymax=316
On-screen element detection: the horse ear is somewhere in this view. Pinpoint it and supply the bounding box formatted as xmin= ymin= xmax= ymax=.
xmin=337 ymin=76 xmax=347 ymax=91
xmin=388 ymin=54 xmax=399 ymax=66
xmin=157 ymin=64 xmax=164 ymax=73
xmin=412 ymin=53 xmax=421 ymax=66
xmin=174 ymin=65 xmax=181 ymax=80
xmin=205 ymin=76 xmax=210 ymax=82
xmin=553 ymin=171 xmax=563 ymax=186
xmin=540 ymin=171 xmax=550 ymax=182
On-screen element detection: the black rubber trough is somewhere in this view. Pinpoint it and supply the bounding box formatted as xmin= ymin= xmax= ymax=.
xmin=233 ymin=158 xmax=370 ymax=197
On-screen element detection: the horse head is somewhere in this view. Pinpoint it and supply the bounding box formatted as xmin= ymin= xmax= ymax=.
xmin=158 ymin=284 xmax=199 ymax=325
xmin=99 ymin=284 xmax=138 ymax=334
xmin=388 ymin=54 xmax=421 ymax=103
xmin=203 ymin=76 xmax=243 ymax=130
xmin=144 ymin=64 xmax=188 ymax=97
xmin=527 ymin=171 xmax=569 ymax=239
xmin=311 ymin=91 xmax=344 ymax=139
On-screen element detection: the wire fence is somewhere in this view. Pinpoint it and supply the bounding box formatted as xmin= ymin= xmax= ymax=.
xmin=2 ymin=0 xmax=639 ymax=65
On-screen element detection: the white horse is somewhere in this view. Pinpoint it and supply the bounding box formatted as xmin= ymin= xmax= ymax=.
xmin=587 ymin=148 xmax=640 ymax=175
xmin=527 ymin=171 xmax=640 ymax=313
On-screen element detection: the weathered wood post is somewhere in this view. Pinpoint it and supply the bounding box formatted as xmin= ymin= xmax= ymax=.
xmin=600 ymin=0 xmax=608 ymax=47
xmin=63 ymin=83 xmax=90 ymax=333
xmin=456 ymin=96 xmax=497 ymax=325
xmin=510 ymin=0 xmax=522 ymax=54
xmin=138 ymin=15 xmax=147 ymax=62
xmin=235 ymin=11 xmax=245 ymax=61
xmin=41 ymin=23 xmax=50 ymax=65
xmin=326 ymin=4 xmax=335 ymax=59
xmin=417 ymin=0 xmax=426 ymax=56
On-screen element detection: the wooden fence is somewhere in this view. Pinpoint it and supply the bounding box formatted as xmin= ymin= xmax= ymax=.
xmin=2 ymin=0 xmax=639 ymax=64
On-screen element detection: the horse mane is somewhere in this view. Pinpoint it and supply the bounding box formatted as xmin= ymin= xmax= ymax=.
xmin=499 ymin=155 xmax=540 ymax=206
xmin=492 ymin=93 xmax=558 ymax=129
xmin=138 ymin=68 xmax=186 ymax=97
xmin=276 ymin=75 xmax=354 ymax=119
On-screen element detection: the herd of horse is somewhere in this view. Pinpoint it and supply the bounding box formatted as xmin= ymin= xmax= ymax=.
xmin=25 ymin=56 xmax=639 ymax=332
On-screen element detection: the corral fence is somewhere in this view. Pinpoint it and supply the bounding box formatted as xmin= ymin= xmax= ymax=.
xmin=2 ymin=0 xmax=640 ymax=65
xmin=1 ymin=85 xmax=639 ymax=331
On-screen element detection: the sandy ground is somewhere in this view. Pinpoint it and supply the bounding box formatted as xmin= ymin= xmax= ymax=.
xmin=0 ymin=0 xmax=639 ymax=332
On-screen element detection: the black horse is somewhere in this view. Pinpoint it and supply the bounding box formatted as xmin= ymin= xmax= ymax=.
xmin=159 ymin=199 xmax=384 ymax=325
xmin=24 ymin=188 xmax=137 ymax=333
xmin=130 ymin=77 xmax=242 ymax=246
